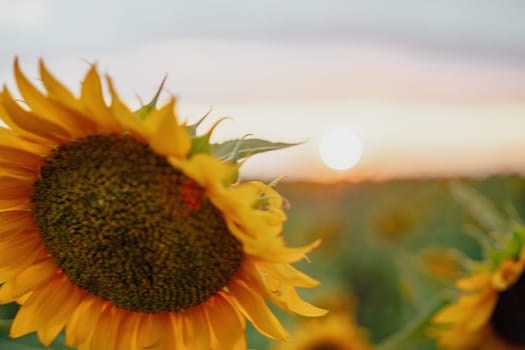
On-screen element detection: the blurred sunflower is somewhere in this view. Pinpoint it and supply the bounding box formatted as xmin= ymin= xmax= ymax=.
xmin=369 ymin=204 xmax=415 ymax=244
xmin=272 ymin=313 xmax=374 ymax=350
xmin=432 ymin=224 xmax=525 ymax=350
xmin=0 ymin=59 xmax=326 ymax=349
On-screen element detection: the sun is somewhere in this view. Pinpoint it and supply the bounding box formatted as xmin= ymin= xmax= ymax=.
xmin=319 ymin=128 xmax=363 ymax=171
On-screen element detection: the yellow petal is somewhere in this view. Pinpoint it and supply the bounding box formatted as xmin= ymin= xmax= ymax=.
xmin=0 ymin=93 xmax=53 ymax=146
xmin=0 ymin=245 xmax=45 ymax=283
xmin=0 ymin=258 xmax=57 ymax=303
xmin=0 ymin=176 xmax=33 ymax=200
xmin=0 ymin=145 xmax=44 ymax=170
xmin=13 ymin=59 xmax=89 ymax=137
xmin=167 ymin=313 xmax=185 ymax=349
xmin=227 ymin=220 xmax=321 ymax=263
xmin=465 ymin=293 xmax=498 ymax=330
xmin=10 ymin=274 xmax=72 ymax=337
xmin=271 ymin=263 xmax=320 ymax=288
xmin=146 ymin=99 xmax=191 ymax=157
xmin=273 ymin=286 xmax=328 ymax=317
xmin=492 ymin=259 xmax=525 ymax=291
xmin=105 ymin=76 xmax=145 ymax=139
xmin=0 ymin=127 xmax=50 ymax=157
xmin=180 ymin=310 xmax=195 ymax=348
xmin=142 ymin=98 xmax=174 ymax=132
xmin=169 ymin=154 xmax=236 ymax=191
xmin=244 ymin=260 xmax=327 ymax=317
xmin=2 ymin=86 xmax=69 ymax=143
xmin=213 ymin=183 xmax=285 ymax=239
xmin=136 ymin=313 xmax=165 ymax=350
xmin=41 ymin=280 xmax=83 ymax=331
xmin=0 ymin=234 xmax=42 ymax=269
xmin=242 ymin=181 xmax=286 ymax=225
xmin=65 ymin=296 xmax=105 ymax=347
xmin=0 ymin=199 xmax=31 ymax=213
xmin=114 ymin=311 xmax=140 ymax=350
xmin=456 ymin=273 xmax=492 ymax=291
xmin=14 ymin=293 xmax=31 ymax=306
xmin=0 ymin=210 xmax=33 ymax=235
xmin=89 ymin=304 xmax=122 ymax=350
xmin=433 ymin=295 xmax=482 ymax=324
xmin=80 ymin=66 xmax=122 ymax=133
xmin=155 ymin=314 xmax=176 ymax=350
xmin=183 ymin=305 xmax=210 ymax=350
xmin=37 ymin=322 xmax=65 ymax=347
xmin=39 ymin=59 xmax=83 ymax=111
xmin=206 ymin=294 xmax=246 ymax=350
xmin=0 ymin=167 xmax=36 ymax=181
xmin=229 ymin=277 xmax=288 ymax=340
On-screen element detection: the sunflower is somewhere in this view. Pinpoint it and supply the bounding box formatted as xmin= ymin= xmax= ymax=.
xmin=432 ymin=224 xmax=525 ymax=350
xmin=0 ymin=59 xmax=326 ymax=350
xmin=272 ymin=313 xmax=374 ymax=350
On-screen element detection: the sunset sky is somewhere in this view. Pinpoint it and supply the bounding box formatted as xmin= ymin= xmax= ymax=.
xmin=1 ymin=0 xmax=524 ymax=181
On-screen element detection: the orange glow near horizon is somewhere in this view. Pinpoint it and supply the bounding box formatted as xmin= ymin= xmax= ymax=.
xmin=186 ymin=99 xmax=525 ymax=182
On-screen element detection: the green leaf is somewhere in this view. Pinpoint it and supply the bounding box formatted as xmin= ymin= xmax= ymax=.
xmin=450 ymin=181 xmax=507 ymax=233
xmin=134 ymin=75 xmax=167 ymax=120
xmin=0 ymin=320 xmax=70 ymax=350
xmin=487 ymin=223 xmax=525 ymax=266
xmin=210 ymin=138 xmax=301 ymax=162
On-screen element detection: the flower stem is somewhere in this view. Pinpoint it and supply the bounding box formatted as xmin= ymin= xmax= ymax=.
xmin=376 ymin=297 xmax=446 ymax=350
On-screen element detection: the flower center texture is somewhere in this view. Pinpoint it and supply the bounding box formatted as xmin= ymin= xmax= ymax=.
xmin=490 ymin=268 xmax=525 ymax=345
xmin=31 ymin=135 xmax=243 ymax=313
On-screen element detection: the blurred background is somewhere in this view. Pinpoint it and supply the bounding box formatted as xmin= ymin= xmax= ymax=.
xmin=1 ymin=1 xmax=525 ymax=349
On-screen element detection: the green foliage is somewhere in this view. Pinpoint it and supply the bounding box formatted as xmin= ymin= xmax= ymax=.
xmin=0 ymin=320 xmax=69 ymax=350
xmin=272 ymin=176 xmax=524 ymax=350
xmin=450 ymin=180 xmax=507 ymax=233
xmin=0 ymin=303 xmax=18 ymax=321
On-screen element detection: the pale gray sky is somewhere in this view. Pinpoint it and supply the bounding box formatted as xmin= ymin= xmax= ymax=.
xmin=2 ymin=0 xmax=525 ymax=60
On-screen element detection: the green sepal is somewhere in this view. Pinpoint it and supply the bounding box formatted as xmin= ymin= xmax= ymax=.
xmin=252 ymin=195 xmax=278 ymax=210
xmin=134 ymin=75 xmax=168 ymax=120
xmin=210 ymin=138 xmax=301 ymax=162
xmin=187 ymin=111 xmax=210 ymax=137
xmin=188 ymin=117 xmax=231 ymax=157
xmin=189 ymin=134 xmax=212 ymax=156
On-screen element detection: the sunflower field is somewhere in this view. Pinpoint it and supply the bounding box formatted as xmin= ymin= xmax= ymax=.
xmin=2 ymin=172 xmax=525 ymax=349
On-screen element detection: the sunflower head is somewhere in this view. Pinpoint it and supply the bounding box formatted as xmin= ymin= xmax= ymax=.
xmin=272 ymin=313 xmax=374 ymax=350
xmin=431 ymin=223 xmax=525 ymax=350
xmin=0 ymin=58 xmax=326 ymax=350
